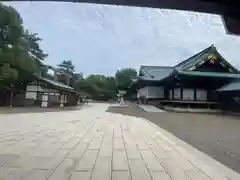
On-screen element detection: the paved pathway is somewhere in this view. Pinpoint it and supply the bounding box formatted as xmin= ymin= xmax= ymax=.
xmin=138 ymin=104 xmax=165 ymax=112
xmin=0 ymin=103 xmax=239 ymax=180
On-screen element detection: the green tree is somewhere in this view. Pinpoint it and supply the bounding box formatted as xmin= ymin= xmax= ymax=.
xmin=57 ymin=60 xmax=75 ymax=85
xmin=0 ymin=3 xmax=47 ymax=89
xmin=104 ymin=76 xmax=117 ymax=98
xmin=24 ymin=30 xmax=47 ymax=75
xmin=115 ymin=68 xmax=137 ymax=89
xmin=24 ymin=30 xmax=47 ymax=61
xmin=58 ymin=60 xmax=75 ymax=74
xmin=0 ymin=3 xmax=23 ymax=49
xmin=0 ymin=3 xmax=24 ymax=86
xmin=74 ymin=74 xmax=116 ymax=100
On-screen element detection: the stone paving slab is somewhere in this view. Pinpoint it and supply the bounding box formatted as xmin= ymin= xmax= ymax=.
xmin=0 ymin=103 xmax=239 ymax=180
xmin=138 ymin=104 xmax=165 ymax=112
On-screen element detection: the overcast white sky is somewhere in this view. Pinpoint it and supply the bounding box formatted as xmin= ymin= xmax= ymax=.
xmin=4 ymin=2 xmax=240 ymax=76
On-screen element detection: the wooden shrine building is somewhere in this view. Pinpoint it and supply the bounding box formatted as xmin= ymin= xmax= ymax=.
xmin=25 ymin=75 xmax=77 ymax=108
xmin=0 ymin=69 xmax=78 ymax=108
xmin=131 ymin=45 xmax=240 ymax=111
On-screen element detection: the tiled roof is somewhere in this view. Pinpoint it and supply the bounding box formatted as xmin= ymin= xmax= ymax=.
xmin=135 ymin=45 xmax=240 ymax=86
xmin=37 ymin=76 xmax=75 ymax=92
xmin=174 ymin=45 xmax=214 ymax=69
xmin=139 ymin=65 xmax=173 ymax=81
xmin=175 ymin=45 xmax=239 ymax=73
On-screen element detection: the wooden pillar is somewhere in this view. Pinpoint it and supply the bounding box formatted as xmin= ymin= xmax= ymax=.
xmin=194 ymin=88 xmax=197 ymax=101
xmin=164 ymin=88 xmax=168 ymax=100
xmin=9 ymin=84 xmax=14 ymax=107
xmin=180 ymin=87 xmax=183 ymax=100
xmin=9 ymin=91 xmax=13 ymax=107
xmin=206 ymin=90 xmax=210 ymax=101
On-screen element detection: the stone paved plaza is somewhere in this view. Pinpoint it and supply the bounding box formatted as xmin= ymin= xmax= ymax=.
xmin=0 ymin=103 xmax=239 ymax=180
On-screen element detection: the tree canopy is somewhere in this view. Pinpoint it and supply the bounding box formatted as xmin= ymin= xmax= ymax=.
xmin=115 ymin=68 xmax=137 ymax=90
xmin=0 ymin=3 xmax=47 ymax=89
xmin=74 ymin=74 xmax=117 ymax=100
xmin=58 ymin=60 xmax=75 ymax=74
xmin=73 ymin=68 xmax=137 ymax=100
xmin=57 ymin=60 xmax=76 ymax=86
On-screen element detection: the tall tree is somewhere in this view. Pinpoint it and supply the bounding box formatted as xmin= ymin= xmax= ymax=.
xmin=115 ymin=68 xmax=137 ymax=90
xmin=24 ymin=30 xmax=47 ymax=76
xmin=58 ymin=60 xmax=75 ymax=74
xmin=57 ymin=60 xmax=75 ymax=85
xmin=0 ymin=3 xmax=24 ymax=86
xmin=0 ymin=3 xmax=23 ymax=49
xmin=69 ymin=72 xmax=83 ymax=87
xmin=0 ymin=3 xmax=47 ymax=88
xmin=24 ymin=30 xmax=47 ymax=61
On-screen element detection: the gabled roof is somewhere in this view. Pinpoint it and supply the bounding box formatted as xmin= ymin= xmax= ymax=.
xmin=135 ymin=45 xmax=240 ymax=85
xmin=139 ymin=65 xmax=173 ymax=81
xmin=175 ymin=45 xmax=239 ymax=73
xmin=36 ymin=76 xmax=75 ymax=92
xmin=175 ymin=45 xmax=214 ymax=69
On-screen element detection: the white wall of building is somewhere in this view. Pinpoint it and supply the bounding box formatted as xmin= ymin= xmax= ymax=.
xmin=174 ymin=88 xmax=181 ymax=100
xmin=137 ymin=86 xmax=208 ymax=101
xmin=26 ymin=84 xmax=48 ymax=93
xmin=26 ymin=85 xmax=38 ymax=92
xmin=26 ymin=85 xmax=37 ymax=100
xmin=25 ymin=92 xmax=37 ymax=100
xmin=137 ymin=87 xmax=147 ymax=98
xmin=183 ymin=88 xmax=194 ymax=100
xmin=146 ymin=86 xmax=164 ymax=98
xmin=26 ymin=84 xmax=60 ymax=101
xmin=196 ymin=89 xmax=207 ymax=101
xmin=137 ymin=86 xmax=164 ymax=99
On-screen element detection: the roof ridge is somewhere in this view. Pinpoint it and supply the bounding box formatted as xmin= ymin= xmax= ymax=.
xmin=141 ymin=65 xmax=173 ymax=68
xmin=175 ymin=44 xmax=214 ymax=68
xmin=180 ymin=45 xmax=240 ymax=73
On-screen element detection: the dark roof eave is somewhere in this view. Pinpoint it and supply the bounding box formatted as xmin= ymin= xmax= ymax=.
xmin=135 ymin=71 xmax=176 ymax=83
xmin=215 ymin=51 xmax=240 ymax=73
xmin=36 ymin=76 xmax=76 ymax=92
xmin=176 ymin=70 xmax=240 ymax=79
